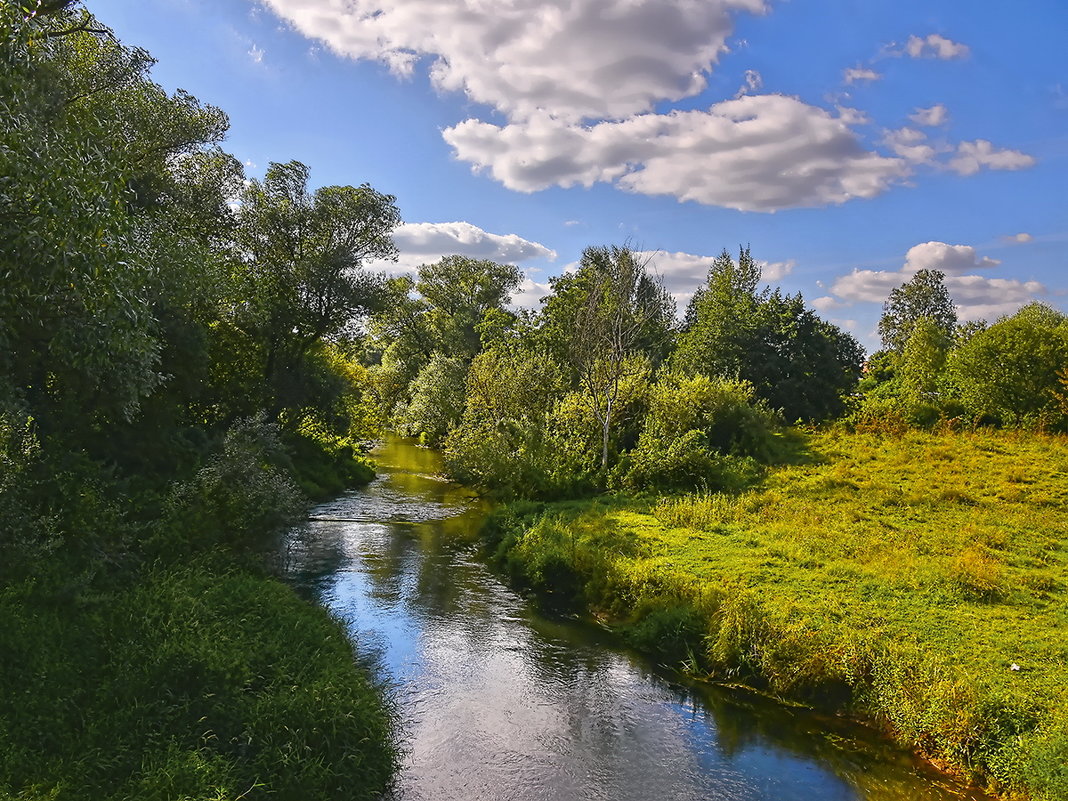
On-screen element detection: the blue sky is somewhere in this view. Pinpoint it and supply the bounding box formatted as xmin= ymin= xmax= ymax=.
xmin=88 ymin=0 xmax=1067 ymax=350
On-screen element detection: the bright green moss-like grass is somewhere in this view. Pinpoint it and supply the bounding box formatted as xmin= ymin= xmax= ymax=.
xmin=489 ymin=429 xmax=1068 ymax=800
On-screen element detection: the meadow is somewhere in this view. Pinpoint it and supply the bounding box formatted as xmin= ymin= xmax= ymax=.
xmin=483 ymin=428 xmax=1068 ymax=800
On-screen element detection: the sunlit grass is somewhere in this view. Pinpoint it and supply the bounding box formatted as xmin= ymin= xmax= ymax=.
xmin=491 ymin=428 xmax=1068 ymax=799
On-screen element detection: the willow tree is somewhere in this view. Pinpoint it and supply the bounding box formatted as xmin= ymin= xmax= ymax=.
xmin=232 ymin=161 xmax=400 ymax=413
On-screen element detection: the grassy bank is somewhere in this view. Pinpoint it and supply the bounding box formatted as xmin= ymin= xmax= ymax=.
xmin=0 ymin=557 xmax=395 ymax=801
xmin=0 ymin=429 xmax=394 ymax=801
xmin=482 ymin=428 xmax=1068 ymax=800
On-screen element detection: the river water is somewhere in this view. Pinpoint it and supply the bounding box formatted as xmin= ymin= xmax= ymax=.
xmin=281 ymin=436 xmax=989 ymax=801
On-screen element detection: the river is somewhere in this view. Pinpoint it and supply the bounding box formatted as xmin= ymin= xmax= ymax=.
xmin=281 ymin=436 xmax=990 ymax=801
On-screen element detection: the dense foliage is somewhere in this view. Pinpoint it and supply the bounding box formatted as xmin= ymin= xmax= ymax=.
xmin=3 ymin=2 xmax=1067 ymax=799
xmin=1 ymin=4 xmax=394 ymax=799
xmin=855 ymin=269 xmax=1068 ymax=430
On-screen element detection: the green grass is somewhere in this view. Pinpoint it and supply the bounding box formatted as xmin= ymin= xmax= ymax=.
xmin=486 ymin=428 xmax=1068 ymax=800
xmin=0 ymin=555 xmax=397 ymax=801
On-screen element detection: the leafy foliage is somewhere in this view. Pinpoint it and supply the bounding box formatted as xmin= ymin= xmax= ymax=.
xmin=878 ymin=269 xmax=957 ymax=353
xmin=947 ymin=303 xmax=1068 ymax=428
xmin=617 ymin=373 xmax=777 ymax=493
xmin=675 ymin=248 xmax=863 ymax=422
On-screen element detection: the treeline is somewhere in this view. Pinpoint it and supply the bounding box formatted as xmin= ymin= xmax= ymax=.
xmin=856 ymin=269 xmax=1068 ymax=430
xmin=1 ymin=0 xmax=396 ymax=565
xmin=369 ymin=246 xmax=864 ymax=497
xmin=371 ymin=249 xmax=1068 ymax=499
xmin=1 ymin=4 xmax=397 ymax=798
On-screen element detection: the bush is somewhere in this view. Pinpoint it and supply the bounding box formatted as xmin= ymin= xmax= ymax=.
xmin=160 ymin=416 xmax=303 ymax=552
xmin=947 ymin=303 xmax=1068 ymax=429
xmin=617 ymin=373 xmax=777 ymax=493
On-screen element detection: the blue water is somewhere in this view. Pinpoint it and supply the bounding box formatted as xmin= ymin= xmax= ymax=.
xmin=282 ymin=437 xmax=989 ymax=801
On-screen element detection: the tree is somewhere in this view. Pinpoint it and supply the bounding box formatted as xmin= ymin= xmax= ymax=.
xmin=676 ymin=247 xmax=761 ymax=377
xmin=879 ymin=269 xmax=957 ymax=353
xmin=232 ymin=161 xmax=400 ymax=412
xmin=898 ymin=317 xmax=950 ymax=405
xmin=542 ymin=246 xmax=674 ymax=469
xmin=397 ymin=353 xmax=467 ymax=445
xmin=946 ymin=303 xmax=1068 ymax=427
xmin=0 ymin=4 xmax=230 ymax=427
xmin=675 ymin=249 xmax=863 ymax=421
xmin=442 ymin=346 xmax=567 ymax=495
xmin=416 ymin=256 xmax=521 ymax=361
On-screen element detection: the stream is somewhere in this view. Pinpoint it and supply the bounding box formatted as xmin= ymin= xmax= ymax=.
xmin=281 ymin=436 xmax=990 ymax=801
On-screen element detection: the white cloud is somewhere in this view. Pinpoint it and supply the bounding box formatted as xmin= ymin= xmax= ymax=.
xmin=260 ymin=2 xmax=1030 ymax=211
xmin=260 ymin=0 xmax=765 ymax=123
xmin=812 ymin=295 xmax=846 ymax=312
xmin=843 ymin=67 xmax=881 ymax=84
xmin=444 ymin=95 xmax=909 ymax=212
xmin=620 ymin=251 xmax=709 ymax=312
xmin=948 ymin=140 xmax=1036 ymax=176
xmin=835 ymin=105 xmax=870 ymax=126
xmin=904 ymin=34 xmax=970 ymax=60
xmin=1002 ymin=232 xmax=1034 ymax=244
xmin=761 ymin=259 xmax=795 ymax=281
xmin=826 ymin=241 xmax=1045 ymax=322
xmin=511 ymin=276 xmax=554 ymax=308
xmin=248 ymin=43 xmax=265 ymax=64
xmin=735 ymin=69 xmax=763 ymax=97
xmin=366 ymin=221 xmax=556 ymax=275
xmin=910 ymin=103 xmax=949 ymax=127
xmin=903 ymin=241 xmax=999 ymax=274
xmin=883 ymin=127 xmax=936 ymax=163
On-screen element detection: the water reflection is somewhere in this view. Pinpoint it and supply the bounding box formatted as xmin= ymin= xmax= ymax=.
xmin=282 ymin=436 xmax=988 ymax=801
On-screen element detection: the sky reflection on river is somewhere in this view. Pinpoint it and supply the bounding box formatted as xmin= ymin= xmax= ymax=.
xmin=282 ymin=437 xmax=989 ymax=801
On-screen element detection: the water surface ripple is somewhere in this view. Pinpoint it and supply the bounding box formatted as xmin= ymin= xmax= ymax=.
xmin=282 ymin=437 xmax=988 ymax=801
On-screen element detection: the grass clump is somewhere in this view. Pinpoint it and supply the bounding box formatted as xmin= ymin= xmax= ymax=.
xmin=0 ymin=558 xmax=397 ymax=801
xmin=485 ymin=428 xmax=1068 ymax=800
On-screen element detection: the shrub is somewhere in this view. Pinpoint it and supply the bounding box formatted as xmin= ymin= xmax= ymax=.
xmin=617 ymin=373 xmax=777 ymax=493
xmin=161 ymin=416 xmax=302 ymax=552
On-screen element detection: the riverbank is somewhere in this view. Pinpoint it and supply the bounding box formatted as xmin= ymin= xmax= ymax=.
xmin=0 ymin=432 xmax=396 ymax=801
xmin=480 ymin=428 xmax=1068 ymax=801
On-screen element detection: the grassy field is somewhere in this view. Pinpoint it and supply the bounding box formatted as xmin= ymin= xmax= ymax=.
xmin=485 ymin=428 xmax=1068 ymax=800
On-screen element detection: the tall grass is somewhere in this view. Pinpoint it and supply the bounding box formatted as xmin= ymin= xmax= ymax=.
xmin=0 ymin=557 xmax=397 ymax=801
xmin=484 ymin=428 xmax=1068 ymax=800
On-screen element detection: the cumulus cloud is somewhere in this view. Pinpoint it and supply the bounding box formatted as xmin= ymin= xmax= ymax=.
xmin=511 ymin=276 xmax=554 ymax=308
xmin=444 ymin=95 xmax=910 ymax=212
xmin=827 ymin=241 xmax=1045 ymax=322
xmin=260 ymin=2 xmax=1032 ymax=210
xmin=904 ymin=34 xmax=970 ymax=60
xmin=1002 ymin=233 xmax=1033 ymax=244
xmin=761 ymin=259 xmax=795 ymax=281
xmin=843 ymin=67 xmax=881 ymax=84
xmin=260 ymin=0 xmax=765 ymax=122
xmin=812 ymin=295 xmax=846 ymax=312
xmin=883 ymin=127 xmax=936 ymax=163
xmin=948 ymin=140 xmax=1036 ymax=176
xmin=902 ymin=241 xmax=999 ymax=274
xmin=910 ymin=103 xmax=949 ymax=127
xmin=366 ymin=221 xmax=556 ymax=275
